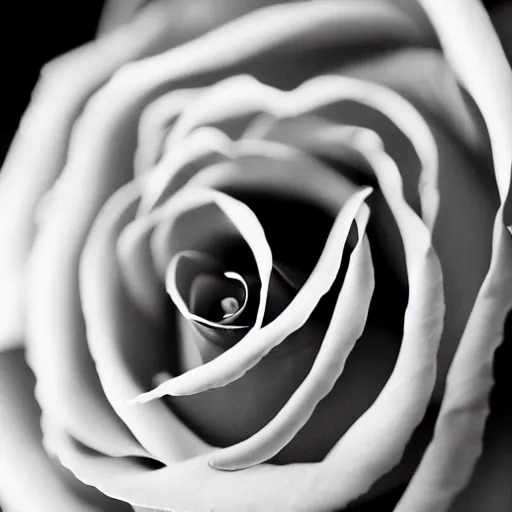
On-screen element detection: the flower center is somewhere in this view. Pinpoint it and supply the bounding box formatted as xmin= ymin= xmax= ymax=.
xmin=189 ymin=270 xmax=248 ymax=326
xmin=221 ymin=296 xmax=241 ymax=318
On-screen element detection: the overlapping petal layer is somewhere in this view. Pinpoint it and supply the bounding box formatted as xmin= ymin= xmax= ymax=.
xmin=51 ymin=67 xmax=445 ymax=512
xmin=6 ymin=1 xmax=510 ymax=512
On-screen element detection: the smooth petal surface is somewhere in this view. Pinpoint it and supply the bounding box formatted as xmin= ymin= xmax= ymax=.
xmin=16 ymin=2 xmax=510 ymax=512
xmin=0 ymin=350 xmax=129 ymax=512
xmin=23 ymin=1 xmax=196 ymax=461
xmin=135 ymin=187 xmax=371 ymax=399
xmin=97 ymin=0 xmax=149 ymax=36
xmin=392 ymin=1 xmax=512 ymax=509
xmin=343 ymin=48 xmax=488 ymax=148
xmin=135 ymin=88 xmax=201 ymax=176
xmin=44 ymin=4 xmax=438 ymax=501
xmin=396 ymin=216 xmax=512 ymax=512
xmin=139 ymin=126 xmax=232 ymax=214
xmin=255 ymin=68 xmax=497 ymax=398
xmin=80 ymin=183 xmax=213 ymax=463
xmin=209 ymin=206 xmax=374 ymax=470
xmin=418 ymin=0 xmax=512 ymax=219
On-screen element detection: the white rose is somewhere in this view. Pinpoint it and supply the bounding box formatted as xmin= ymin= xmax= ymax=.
xmin=1 ymin=1 xmax=511 ymax=511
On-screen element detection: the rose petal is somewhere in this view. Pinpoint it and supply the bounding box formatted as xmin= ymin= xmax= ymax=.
xmin=187 ymin=139 xmax=357 ymax=215
xmin=243 ymin=72 xmax=501 ymax=454
xmin=342 ymin=48 xmax=491 ymax=159
xmin=395 ymin=216 xmax=512 ymax=511
xmin=27 ymin=3 xmax=433 ymax=440
xmin=182 ymin=72 xmax=437 ymax=226
xmin=389 ymin=2 xmax=512 ymax=508
xmin=149 ymin=190 xmax=271 ymax=289
xmin=209 ymin=204 xmax=374 ymax=470
xmin=450 ymin=406 xmax=512 ymax=511
xmin=136 ymin=187 xmax=370 ymax=401
xmin=33 ymin=1 xmax=437 ymax=507
xmin=135 ymin=88 xmax=201 ymax=176
xmin=289 ymin=75 xmax=439 ymax=229
xmin=51 ymin=427 xmax=321 ymax=512
xmin=139 ymin=126 xmax=232 ymax=214
xmin=8 ymin=0 xmax=207 ymax=462
xmin=166 ymin=251 xmax=250 ymax=329
xmin=255 ymin=97 xmax=497 ymax=401
xmin=96 ymin=0 xmax=148 ymax=36
xmin=327 ymin=48 xmax=500 ymax=398
xmin=226 ymin=71 xmax=436 ymax=295
xmin=79 ymin=182 xmax=213 ymax=463
xmin=164 ymin=75 xmax=278 ymax=148
xmin=0 ymin=350 xmax=128 ymax=512
xmin=0 ymin=1 xmax=191 ymax=353
xmin=417 ymin=0 xmax=512 ymax=223
xmin=117 ymin=128 xmax=232 ymax=322
xmin=132 ymin=187 xmax=274 ymax=403
xmin=119 ymin=129 xmax=233 ymax=322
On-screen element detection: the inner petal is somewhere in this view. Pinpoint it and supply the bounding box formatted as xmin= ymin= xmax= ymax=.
xmin=166 ymin=250 xmax=256 ymax=361
xmin=190 ymin=272 xmax=247 ymax=324
xmin=167 ymin=250 xmax=251 ymax=329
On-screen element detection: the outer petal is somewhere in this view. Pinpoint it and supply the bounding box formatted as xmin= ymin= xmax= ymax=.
xmin=450 ymin=401 xmax=512 ymax=511
xmin=97 ymin=0 xmax=149 ymax=36
xmin=342 ymin=48 xmax=491 ymax=159
xmin=209 ymin=206 xmax=374 ymax=470
xmin=24 ymin=0 xmax=433 ymax=462
xmin=418 ymin=0 xmax=512 ymax=219
xmin=56 ymin=115 xmax=443 ymax=512
xmin=24 ymin=0 xmax=193 ymax=463
xmin=79 ymin=183 xmax=212 ymax=464
xmin=395 ymin=217 xmax=512 ymax=511
xmin=0 ymin=350 xmax=129 ymax=512
xmin=0 ymin=1 xmax=186 ymax=351
xmin=394 ymin=0 xmax=512 ymax=509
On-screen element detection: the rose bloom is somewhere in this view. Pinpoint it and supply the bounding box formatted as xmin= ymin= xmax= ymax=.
xmin=1 ymin=0 xmax=512 ymax=511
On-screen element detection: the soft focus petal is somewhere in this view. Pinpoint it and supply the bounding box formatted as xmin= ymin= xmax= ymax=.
xmin=135 ymin=88 xmax=201 ymax=176
xmin=450 ymin=378 xmax=512 ymax=511
xmin=29 ymin=1 xmax=428 ymax=429
xmin=24 ymin=0 xmax=200 ymax=464
xmin=14 ymin=2 xmax=508 ymax=511
xmin=209 ymin=206 xmax=374 ymax=470
xmin=342 ymin=48 xmax=491 ymax=158
xmin=395 ymin=217 xmax=512 ymax=511
xmin=392 ymin=1 xmax=512 ymax=509
xmin=339 ymin=49 xmax=499 ymax=395
xmin=97 ymin=0 xmax=149 ymax=36
xmin=417 ymin=0 xmax=512 ymax=221
xmin=0 ymin=350 xmax=129 ymax=512
xmin=0 ymin=0 xmax=192 ymax=352
xmin=80 ymin=183 xmax=212 ymax=463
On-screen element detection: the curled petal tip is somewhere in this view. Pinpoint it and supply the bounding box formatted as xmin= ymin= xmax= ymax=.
xmin=208 ymin=458 xmax=238 ymax=472
xmin=127 ymin=389 xmax=161 ymax=405
xmin=128 ymin=372 xmax=177 ymax=405
xmin=126 ymin=395 xmax=147 ymax=406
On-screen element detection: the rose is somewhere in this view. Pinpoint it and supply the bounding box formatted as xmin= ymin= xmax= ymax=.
xmin=1 ymin=1 xmax=512 ymax=511
xmin=1 ymin=1 xmax=511 ymax=511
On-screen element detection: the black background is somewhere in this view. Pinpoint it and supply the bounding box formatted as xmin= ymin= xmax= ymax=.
xmin=0 ymin=1 xmax=104 ymax=162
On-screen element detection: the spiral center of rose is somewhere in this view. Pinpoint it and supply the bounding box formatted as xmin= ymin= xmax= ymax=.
xmin=189 ymin=270 xmax=247 ymax=326
xmin=221 ymin=297 xmax=240 ymax=318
